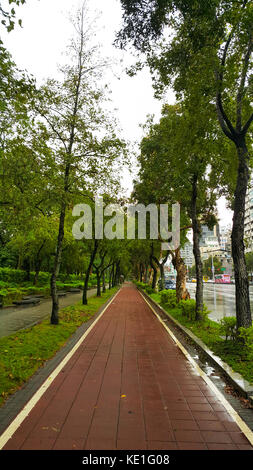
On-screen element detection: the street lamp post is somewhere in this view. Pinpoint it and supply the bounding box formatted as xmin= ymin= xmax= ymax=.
xmin=206 ymin=248 xmax=232 ymax=283
xmin=211 ymin=253 xmax=215 ymax=282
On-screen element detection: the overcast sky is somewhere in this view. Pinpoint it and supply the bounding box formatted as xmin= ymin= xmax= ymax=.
xmin=1 ymin=0 xmax=233 ymax=228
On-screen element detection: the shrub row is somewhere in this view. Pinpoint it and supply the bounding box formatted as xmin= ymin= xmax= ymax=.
xmin=0 ymin=275 xmax=98 ymax=306
xmin=0 ymin=267 xmax=86 ymax=286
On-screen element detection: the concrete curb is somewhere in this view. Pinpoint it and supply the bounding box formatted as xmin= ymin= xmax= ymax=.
xmin=138 ymin=287 xmax=253 ymax=406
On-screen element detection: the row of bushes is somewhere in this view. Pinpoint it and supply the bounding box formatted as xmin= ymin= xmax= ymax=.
xmin=0 ymin=274 xmax=98 ymax=306
xmin=135 ymin=283 xmax=209 ymax=322
xmin=218 ymin=317 xmax=253 ymax=360
xmin=0 ymin=267 xmax=86 ymax=286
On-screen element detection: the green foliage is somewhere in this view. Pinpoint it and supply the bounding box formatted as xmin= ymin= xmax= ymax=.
xmin=219 ymin=317 xmax=237 ymax=341
xmin=179 ymin=299 xmax=197 ymax=321
xmin=160 ymin=290 xmax=177 ymax=308
xmin=179 ymin=298 xmax=209 ymax=321
xmin=0 ymin=268 xmax=28 ymax=284
xmin=0 ymin=0 xmax=26 ymax=33
xmin=238 ymin=326 xmax=253 ymax=347
xmin=145 ymin=285 xmax=154 ymax=295
xmin=238 ymin=326 xmax=253 ymax=360
xmin=245 ymin=252 xmax=253 ymax=275
xmin=203 ymin=256 xmax=222 ymax=277
xmin=134 ymin=281 xmax=147 ymax=289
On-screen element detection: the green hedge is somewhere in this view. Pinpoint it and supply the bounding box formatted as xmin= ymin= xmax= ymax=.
xmin=0 ymin=272 xmax=98 ymax=306
xmin=0 ymin=268 xmax=86 ymax=286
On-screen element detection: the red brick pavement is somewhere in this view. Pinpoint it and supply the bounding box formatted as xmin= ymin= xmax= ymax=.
xmin=2 ymin=285 xmax=253 ymax=450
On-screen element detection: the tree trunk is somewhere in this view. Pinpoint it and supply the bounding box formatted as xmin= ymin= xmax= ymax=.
xmin=160 ymin=262 xmax=165 ymax=290
xmin=115 ymin=262 xmax=120 ymax=286
xmin=232 ymin=142 xmax=252 ymax=328
xmin=191 ymin=175 xmax=204 ymax=320
xmin=33 ymin=263 xmax=41 ymax=286
xmin=82 ymin=241 xmax=98 ymax=305
xmin=96 ymin=271 xmax=101 ymax=297
xmin=150 ymin=257 xmax=158 ymax=290
xmin=33 ymin=241 xmax=46 ymax=286
xmin=139 ymin=264 xmax=143 ymax=282
xmin=109 ymin=267 xmax=112 ymax=289
xmin=50 ymin=203 xmax=66 ymax=325
xmin=102 ymin=270 xmax=106 ymax=293
xmin=172 ymin=248 xmax=190 ymax=302
xmin=23 ymin=258 xmax=31 ymax=282
xmin=144 ymin=264 xmax=148 ymax=283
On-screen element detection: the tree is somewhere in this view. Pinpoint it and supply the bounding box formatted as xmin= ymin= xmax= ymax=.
xmin=0 ymin=0 xmax=26 ymax=33
xmin=36 ymin=4 xmax=126 ymax=324
xmin=8 ymin=215 xmax=57 ymax=284
xmin=117 ymin=0 xmax=253 ymax=327
xmin=133 ymin=104 xmax=220 ymax=317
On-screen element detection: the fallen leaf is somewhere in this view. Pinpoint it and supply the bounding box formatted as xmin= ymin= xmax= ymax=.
xmin=52 ymin=427 xmax=60 ymax=433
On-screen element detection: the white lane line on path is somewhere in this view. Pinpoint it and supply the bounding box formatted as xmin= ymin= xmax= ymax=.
xmin=0 ymin=288 xmax=121 ymax=450
xmin=140 ymin=292 xmax=253 ymax=446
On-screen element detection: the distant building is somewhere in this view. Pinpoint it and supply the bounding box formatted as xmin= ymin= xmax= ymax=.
xmin=164 ymin=262 xmax=177 ymax=280
xmin=245 ymin=181 xmax=253 ymax=253
xmin=200 ymin=224 xmax=221 ymax=260
xmin=200 ymin=224 xmax=220 ymax=247
xmin=181 ymin=242 xmax=194 ymax=268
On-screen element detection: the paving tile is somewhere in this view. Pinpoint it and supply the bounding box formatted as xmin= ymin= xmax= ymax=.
xmin=147 ymin=441 xmax=178 ymax=450
xmin=1 ymin=285 xmax=252 ymax=452
xmin=188 ymin=403 xmax=213 ymax=412
xmin=197 ymin=421 xmax=226 ymax=431
xmin=223 ymin=421 xmax=242 ymax=432
xmin=167 ymin=410 xmax=193 ymax=421
xmin=201 ymin=431 xmax=233 ymax=444
xmin=185 ymin=396 xmax=209 ymax=404
xmin=177 ymin=442 xmax=208 ymax=450
xmin=191 ymin=411 xmax=219 ymax=421
xmin=117 ymin=439 xmax=148 ymax=450
xmin=171 ymin=420 xmax=199 ymax=431
xmin=237 ymin=444 xmax=253 ymax=450
xmin=207 ymin=443 xmax=238 ymax=450
xmin=215 ymin=412 xmax=236 ymax=422
xmin=85 ymin=438 xmax=116 ymax=450
xmin=174 ymin=431 xmax=204 ymax=443
xmin=53 ymin=438 xmax=84 ymax=450
xmin=21 ymin=437 xmax=56 ymax=450
xmin=229 ymin=432 xmax=251 ymax=445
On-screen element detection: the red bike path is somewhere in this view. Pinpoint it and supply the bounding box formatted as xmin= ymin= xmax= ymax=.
xmin=1 ymin=284 xmax=253 ymax=450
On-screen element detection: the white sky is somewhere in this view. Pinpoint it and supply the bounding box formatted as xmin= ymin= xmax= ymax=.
xmin=1 ymin=0 xmax=233 ymax=227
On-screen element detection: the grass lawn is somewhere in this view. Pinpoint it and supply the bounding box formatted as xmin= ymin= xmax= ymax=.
xmin=149 ymin=292 xmax=253 ymax=386
xmin=0 ymin=287 xmax=118 ymax=407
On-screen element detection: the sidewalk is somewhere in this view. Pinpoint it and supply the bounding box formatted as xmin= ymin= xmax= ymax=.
xmin=1 ymin=284 xmax=253 ymax=450
xmin=0 ymin=288 xmax=97 ymax=338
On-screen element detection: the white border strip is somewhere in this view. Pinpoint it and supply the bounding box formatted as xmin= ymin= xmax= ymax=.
xmin=0 ymin=289 xmax=121 ymax=450
xmin=140 ymin=292 xmax=253 ymax=446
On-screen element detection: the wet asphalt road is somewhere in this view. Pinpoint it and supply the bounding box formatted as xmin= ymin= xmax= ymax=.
xmin=186 ymin=282 xmax=253 ymax=321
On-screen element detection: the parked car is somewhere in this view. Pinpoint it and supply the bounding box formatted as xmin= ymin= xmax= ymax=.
xmin=159 ymin=279 xmax=176 ymax=290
